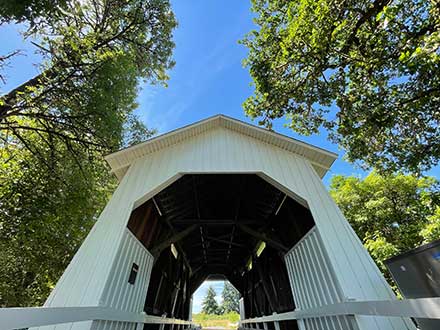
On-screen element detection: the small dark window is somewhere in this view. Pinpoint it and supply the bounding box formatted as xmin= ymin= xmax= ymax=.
xmin=128 ymin=263 xmax=139 ymax=285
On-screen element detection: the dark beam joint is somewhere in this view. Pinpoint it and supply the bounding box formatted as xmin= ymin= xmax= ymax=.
xmin=151 ymin=224 xmax=198 ymax=257
xmin=172 ymin=219 xmax=263 ymax=225
xmin=227 ymin=176 xmax=245 ymax=263
xmin=192 ymin=175 xmax=208 ymax=265
xmin=205 ymin=235 xmax=247 ymax=248
xmin=152 ymin=198 xmax=193 ymax=274
xmin=237 ymin=224 xmax=289 ymax=253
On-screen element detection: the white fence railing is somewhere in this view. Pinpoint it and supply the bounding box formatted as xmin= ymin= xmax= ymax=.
xmin=4 ymin=297 xmax=440 ymax=330
xmin=239 ymin=297 xmax=440 ymax=329
xmin=0 ymin=306 xmax=200 ymax=330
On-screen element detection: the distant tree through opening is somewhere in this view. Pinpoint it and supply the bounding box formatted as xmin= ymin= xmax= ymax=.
xmin=192 ymin=280 xmax=240 ymax=329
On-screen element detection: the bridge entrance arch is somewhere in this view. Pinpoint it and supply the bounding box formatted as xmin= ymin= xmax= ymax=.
xmin=29 ymin=115 xmax=415 ymax=330
xmin=135 ymin=173 xmax=313 ymax=330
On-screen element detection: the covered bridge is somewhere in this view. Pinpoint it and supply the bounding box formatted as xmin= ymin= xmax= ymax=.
xmin=3 ymin=115 xmax=438 ymax=330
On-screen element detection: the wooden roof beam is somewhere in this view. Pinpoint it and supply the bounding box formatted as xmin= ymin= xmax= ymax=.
xmin=172 ymin=219 xmax=263 ymax=225
xmin=150 ymin=224 xmax=198 ymax=257
xmin=151 ymin=197 xmax=193 ymax=274
xmin=192 ymin=175 xmax=208 ymax=265
xmin=205 ymin=235 xmax=247 ymax=248
xmin=237 ymin=224 xmax=289 ymax=253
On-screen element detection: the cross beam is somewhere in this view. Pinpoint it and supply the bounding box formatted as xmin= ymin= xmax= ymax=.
xmin=237 ymin=224 xmax=289 ymax=253
xmin=171 ymin=219 xmax=262 ymax=225
xmin=150 ymin=224 xmax=198 ymax=257
xmin=152 ymin=198 xmax=193 ymax=274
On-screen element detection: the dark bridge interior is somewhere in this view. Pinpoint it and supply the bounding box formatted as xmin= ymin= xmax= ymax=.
xmin=126 ymin=174 xmax=315 ymax=330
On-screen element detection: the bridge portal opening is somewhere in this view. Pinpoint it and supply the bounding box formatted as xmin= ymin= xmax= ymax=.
xmin=126 ymin=174 xmax=316 ymax=330
xmin=191 ymin=279 xmax=240 ymax=328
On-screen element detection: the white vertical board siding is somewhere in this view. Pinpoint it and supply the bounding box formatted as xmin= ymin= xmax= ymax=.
xmin=32 ymin=229 xmax=153 ymax=330
xmin=239 ymin=298 xmax=245 ymax=320
xmin=285 ymin=227 xmax=356 ymax=330
xmin=91 ymin=229 xmax=154 ymax=330
xmin=41 ymin=127 xmax=414 ymax=330
xmin=189 ymin=297 xmax=193 ymax=321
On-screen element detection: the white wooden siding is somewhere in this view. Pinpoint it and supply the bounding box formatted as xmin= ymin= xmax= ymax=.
xmin=92 ymin=229 xmax=154 ymax=330
xmin=239 ymin=298 xmax=245 ymax=320
xmin=41 ymin=126 xmax=414 ymax=330
xmin=33 ymin=229 xmax=154 ymax=330
xmin=105 ymin=115 xmax=336 ymax=180
xmin=285 ymin=227 xmax=357 ymax=330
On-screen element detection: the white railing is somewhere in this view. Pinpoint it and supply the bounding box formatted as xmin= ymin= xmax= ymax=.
xmin=239 ymin=297 xmax=440 ymax=329
xmin=0 ymin=306 xmax=200 ymax=330
xmin=4 ymin=297 xmax=440 ymax=330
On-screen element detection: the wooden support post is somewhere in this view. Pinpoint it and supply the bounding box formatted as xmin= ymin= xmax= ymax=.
xmin=256 ymin=261 xmax=276 ymax=312
xmin=153 ymin=272 xmax=166 ymax=310
xmin=171 ymin=279 xmax=181 ymax=318
xmin=272 ymin=313 xmax=280 ymax=330
xmin=159 ymin=314 xmax=167 ymax=330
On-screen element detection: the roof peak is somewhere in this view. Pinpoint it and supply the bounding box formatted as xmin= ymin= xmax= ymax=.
xmin=105 ymin=114 xmax=337 ymax=180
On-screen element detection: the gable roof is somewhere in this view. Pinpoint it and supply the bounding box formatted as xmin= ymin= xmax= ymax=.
xmin=105 ymin=114 xmax=338 ymax=180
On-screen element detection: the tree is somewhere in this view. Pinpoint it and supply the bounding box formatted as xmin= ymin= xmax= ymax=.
xmin=0 ymin=0 xmax=175 ymax=306
xmin=0 ymin=122 xmax=156 ymax=307
xmin=221 ymin=282 xmax=240 ymax=313
xmin=0 ymin=139 xmax=112 ymax=306
xmin=241 ymin=0 xmax=440 ymax=173
xmin=201 ymin=286 xmax=220 ymax=315
xmin=0 ymin=0 xmax=66 ymax=25
xmin=1 ymin=0 xmax=175 ymax=165
xmin=330 ymin=171 xmax=440 ymax=288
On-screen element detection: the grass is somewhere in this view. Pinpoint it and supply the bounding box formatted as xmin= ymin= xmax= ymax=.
xmin=192 ymin=312 xmax=240 ymax=329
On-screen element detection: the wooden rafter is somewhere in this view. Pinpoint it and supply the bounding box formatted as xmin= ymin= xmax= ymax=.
xmin=237 ymin=224 xmax=289 ymax=253
xmin=150 ymin=224 xmax=198 ymax=257
xmin=171 ymin=218 xmax=263 ymax=225
xmin=204 ymin=235 xmax=247 ymax=248
xmin=152 ymin=198 xmax=193 ymax=274
xmin=192 ymin=175 xmax=208 ymax=265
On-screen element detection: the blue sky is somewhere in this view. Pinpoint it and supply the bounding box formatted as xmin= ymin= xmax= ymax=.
xmin=0 ymin=0 xmax=396 ymax=186
xmin=136 ymin=0 xmax=373 ymax=186
xmin=1 ymin=0 xmax=438 ymax=312
xmin=1 ymin=1 xmax=438 ymax=184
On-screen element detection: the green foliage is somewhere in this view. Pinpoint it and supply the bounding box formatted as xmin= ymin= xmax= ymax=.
xmin=242 ymin=0 xmax=440 ymax=173
xmin=200 ymin=282 xmax=240 ymax=317
xmin=0 ymin=0 xmax=175 ymax=306
xmin=420 ymin=207 xmax=440 ymax=243
xmin=192 ymin=312 xmax=239 ymax=329
xmin=0 ymin=136 xmax=115 ymax=306
xmin=1 ymin=0 xmax=175 ymax=158
xmin=0 ymin=0 xmax=66 ymax=25
xmin=221 ymin=282 xmax=240 ymax=313
xmin=330 ymin=171 xmax=440 ymax=287
xmin=201 ymin=286 xmax=220 ymax=315
xmin=193 ymin=312 xmax=240 ymax=323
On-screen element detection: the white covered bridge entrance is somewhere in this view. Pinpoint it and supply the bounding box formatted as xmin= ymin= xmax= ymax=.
xmin=2 ymin=115 xmax=439 ymax=330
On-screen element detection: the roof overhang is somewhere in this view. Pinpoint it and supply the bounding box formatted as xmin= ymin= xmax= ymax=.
xmin=105 ymin=114 xmax=338 ymax=180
